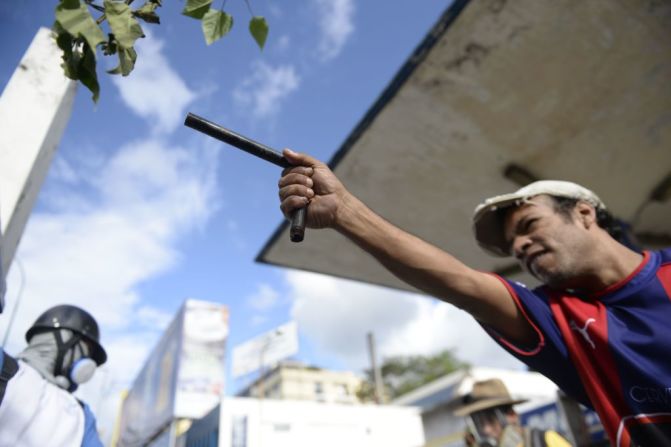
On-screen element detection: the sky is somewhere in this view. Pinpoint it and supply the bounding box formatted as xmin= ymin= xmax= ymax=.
xmin=0 ymin=0 xmax=525 ymax=442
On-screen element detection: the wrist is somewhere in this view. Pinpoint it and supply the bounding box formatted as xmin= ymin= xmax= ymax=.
xmin=333 ymin=191 xmax=365 ymax=234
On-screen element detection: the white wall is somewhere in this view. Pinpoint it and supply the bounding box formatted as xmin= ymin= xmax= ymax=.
xmin=218 ymin=397 xmax=424 ymax=447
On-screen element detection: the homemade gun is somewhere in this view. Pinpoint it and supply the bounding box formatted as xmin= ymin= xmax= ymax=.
xmin=184 ymin=112 xmax=306 ymax=242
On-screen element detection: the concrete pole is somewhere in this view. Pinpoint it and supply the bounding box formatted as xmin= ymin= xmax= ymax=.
xmin=367 ymin=332 xmax=385 ymax=404
xmin=0 ymin=27 xmax=76 ymax=310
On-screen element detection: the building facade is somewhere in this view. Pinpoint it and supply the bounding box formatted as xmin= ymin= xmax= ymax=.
xmin=182 ymin=397 xmax=424 ymax=447
xmin=238 ymin=361 xmax=363 ymax=405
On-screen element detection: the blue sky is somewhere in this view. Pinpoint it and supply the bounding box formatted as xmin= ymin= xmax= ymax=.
xmin=0 ymin=0 xmax=524 ymax=440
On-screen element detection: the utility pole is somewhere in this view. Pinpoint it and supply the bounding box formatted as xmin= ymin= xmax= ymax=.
xmin=367 ymin=332 xmax=385 ymax=404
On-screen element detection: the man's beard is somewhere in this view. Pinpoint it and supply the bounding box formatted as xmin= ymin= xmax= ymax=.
xmin=527 ymin=254 xmax=574 ymax=288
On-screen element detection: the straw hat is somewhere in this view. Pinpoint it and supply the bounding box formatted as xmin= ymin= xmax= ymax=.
xmin=454 ymin=378 xmax=528 ymax=416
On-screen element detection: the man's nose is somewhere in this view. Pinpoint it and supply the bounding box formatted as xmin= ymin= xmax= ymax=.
xmin=512 ymin=236 xmax=532 ymax=259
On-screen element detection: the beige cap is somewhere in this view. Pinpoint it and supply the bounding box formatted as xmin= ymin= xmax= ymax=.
xmin=454 ymin=378 xmax=527 ymax=417
xmin=473 ymin=180 xmax=605 ymax=257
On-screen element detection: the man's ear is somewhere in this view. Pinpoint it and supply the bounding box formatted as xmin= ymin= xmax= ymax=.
xmin=575 ymin=201 xmax=596 ymax=228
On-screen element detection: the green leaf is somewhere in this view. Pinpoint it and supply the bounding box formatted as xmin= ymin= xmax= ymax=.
xmin=133 ymin=1 xmax=161 ymax=24
xmin=59 ymin=0 xmax=80 ymax=9
xmin=53 ymin=22 xmax=77 ymax=79
xmin=107 ymin=47 xmax=137 ymax=76
xmin=53 ymin=22 xmax=100 ymax=102
xmin=55 ymin=0 xmax=105 ymax=54
xmin=249 ymin=16 xmax=268 ymax=50
xmin=201 ymin=10 xmax=233 ymax=45
xmin=102 ymin=34 xmax=119 ymax=56
xmin=77 ymin=42 xmax=101 ymax=102
xmin=104 ymin=0 xmax=144 ymax=49
xmin=182 ymin=0 xmax=212 ymax=19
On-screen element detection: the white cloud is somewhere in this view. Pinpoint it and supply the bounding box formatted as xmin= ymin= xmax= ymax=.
xmin=285 ymin=271 xmax=524 ymax=372
xmin=247 ymin=283 xmax=281 ymax=311
xmin=112 ymin=32 xmax=196 ymax=134
xmin=251 ymin=314 xmax=268 ymax=327
xmin=314 ymin=0 xmax=355 ymax=61
xmin=136 ymin=305 xmax=174 ymax=330
xmin=275 ymin=35 xmax=291 ymax=52
xmin=268 ymin=3 xmax=284 ymax=18
xmin=233 ymin=61 xmax=300 ymax=119
xmin=4 ymin=138 xmax=218 ymax=328
xmin=51 ymin=157 xmax=80 ymax=184
xmin=90 ymin=333 xmax=160 ymax=389
xmin=96 ymin=139 xmax=217 ymax=236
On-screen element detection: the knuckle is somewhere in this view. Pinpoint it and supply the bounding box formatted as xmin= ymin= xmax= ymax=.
xmin=291 ymin=196 xmax=306 ymax=208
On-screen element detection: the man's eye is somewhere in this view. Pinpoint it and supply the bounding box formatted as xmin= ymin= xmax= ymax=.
xmin=525 ymin=219 xmax=537 ymax=231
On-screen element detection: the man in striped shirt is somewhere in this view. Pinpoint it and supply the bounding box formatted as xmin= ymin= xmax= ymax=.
xmin=278 ymin=149 xmax=671 ymax=446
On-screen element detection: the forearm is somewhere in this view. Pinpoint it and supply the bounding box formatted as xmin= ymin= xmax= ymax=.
xmin=333 ymin=195 xmax=532 ymax=343
xmin=334 ymin=193 xmax=489 ymax=312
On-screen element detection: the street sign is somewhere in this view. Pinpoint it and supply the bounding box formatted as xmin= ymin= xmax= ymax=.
xmin=232 ymin=321 xmax=298 ymax=377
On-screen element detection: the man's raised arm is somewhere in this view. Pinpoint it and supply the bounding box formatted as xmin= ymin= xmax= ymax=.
xmin=278 ymin=149 xmax=535 ymax=346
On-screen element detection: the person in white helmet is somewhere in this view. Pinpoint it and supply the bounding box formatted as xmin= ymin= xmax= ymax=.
xmin=277 ymin=149 xmax=671 ymax=447
xmin=0 ymin=304 xmax=107 ymax=446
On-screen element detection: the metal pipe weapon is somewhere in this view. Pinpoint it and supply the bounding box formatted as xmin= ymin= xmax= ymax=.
xmin=184 ymin=112 xmax=306 ymax=242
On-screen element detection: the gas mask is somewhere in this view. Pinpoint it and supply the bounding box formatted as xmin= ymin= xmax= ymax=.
xmin=467 ymin=407 xmax=523 ymax=447
xmin=53 ymin=329 xmax=97 ymax=392
xmin=20 ymin=304 xmax=106 ymax=392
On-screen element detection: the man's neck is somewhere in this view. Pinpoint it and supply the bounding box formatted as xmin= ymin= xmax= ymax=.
xmin=565 ymin=241 xmax=644 ymax=294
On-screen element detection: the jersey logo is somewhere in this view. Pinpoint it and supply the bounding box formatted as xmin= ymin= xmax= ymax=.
xmin=570 ymin=318 xmax=596 ymax=349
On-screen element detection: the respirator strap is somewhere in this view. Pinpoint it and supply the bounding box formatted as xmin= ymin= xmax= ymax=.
xmin=53 ymin=330 xmax=83 ymax=378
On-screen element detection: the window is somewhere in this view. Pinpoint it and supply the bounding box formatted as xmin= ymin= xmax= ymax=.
xmin=314 ymin=381 xmax=324 ymax=399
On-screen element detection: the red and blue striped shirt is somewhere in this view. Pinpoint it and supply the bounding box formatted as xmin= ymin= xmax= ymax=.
xmin=486 ymin=249 xmax=671 ymax=446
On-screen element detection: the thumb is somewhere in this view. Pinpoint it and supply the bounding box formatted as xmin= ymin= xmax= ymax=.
xmin=283 ymin=148 xmax=322 ymax=168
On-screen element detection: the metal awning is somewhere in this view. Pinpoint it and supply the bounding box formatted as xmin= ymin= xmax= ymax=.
xmin=257 ymin=0 xmax=671 ymax=293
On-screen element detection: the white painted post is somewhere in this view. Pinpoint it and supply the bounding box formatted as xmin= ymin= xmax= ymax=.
xmin=0 ymin=27 xmax=76 ymax=309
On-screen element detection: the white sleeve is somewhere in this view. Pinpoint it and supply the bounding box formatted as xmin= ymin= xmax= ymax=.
xmin=0 ymin=361 xmax=85 ymax=447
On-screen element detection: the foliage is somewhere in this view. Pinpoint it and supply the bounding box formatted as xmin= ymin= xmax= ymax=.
xmin=52 ymin=0 xmax=270 ymax=102
xmin=357 ymin=349 xmax=468 ymax=402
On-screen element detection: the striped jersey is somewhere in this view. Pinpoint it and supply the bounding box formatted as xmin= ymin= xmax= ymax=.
xmin=486 ymin=249 xmax=671 ymax=447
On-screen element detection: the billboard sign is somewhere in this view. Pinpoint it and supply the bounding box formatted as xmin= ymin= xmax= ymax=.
xmin=232 ymin=321 xmax=298 ymax=378
xmin=118 ymin=311 xmax=182 ymax=446
xmin=118 ymin=299 xmax=229 ymax=446
xmin=174 ymin=300 xmax=229 ymax=418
